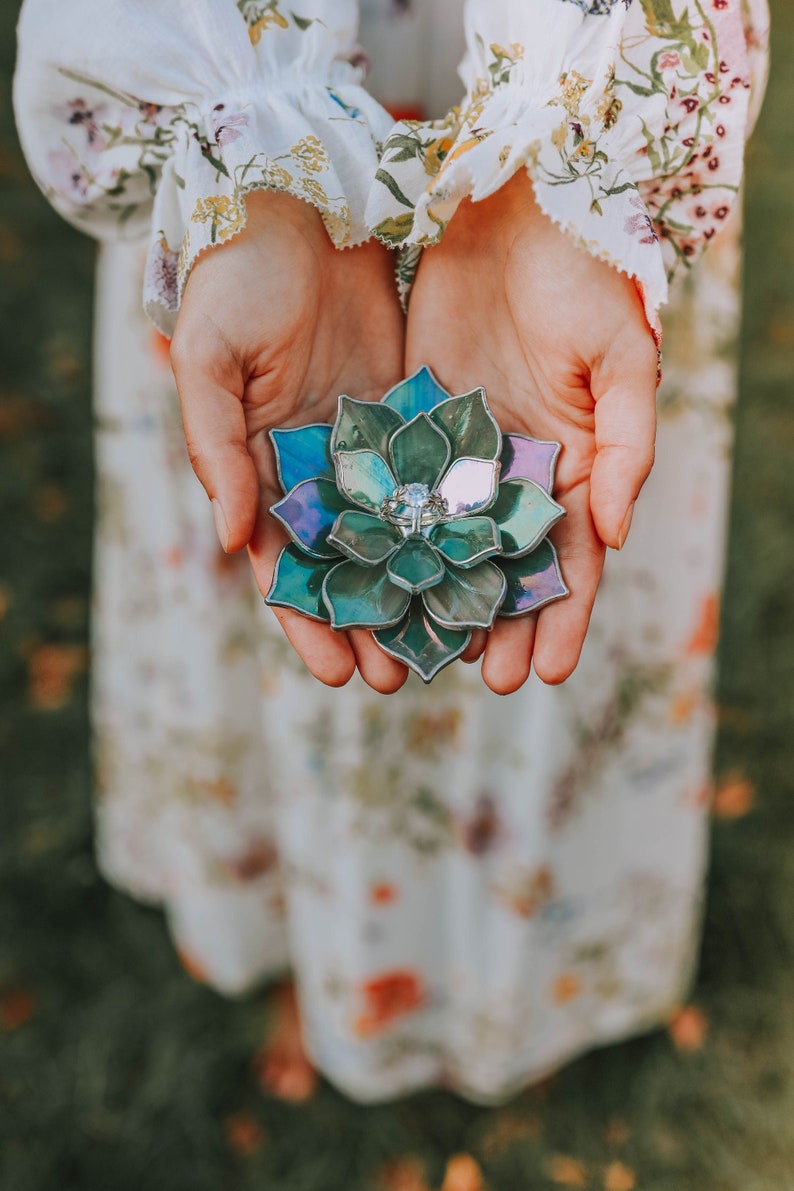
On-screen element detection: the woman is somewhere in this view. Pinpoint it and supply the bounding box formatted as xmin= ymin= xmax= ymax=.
xmin=14 ymin=0 xmax=768 ymax=1103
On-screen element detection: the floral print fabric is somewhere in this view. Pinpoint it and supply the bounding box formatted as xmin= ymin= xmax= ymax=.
xmin=14 ymin=0 xmax=769 ymax=1103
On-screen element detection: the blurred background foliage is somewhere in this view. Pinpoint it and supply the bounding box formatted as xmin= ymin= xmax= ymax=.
xmin=1 ymin=2 xmax=793 ymax=1189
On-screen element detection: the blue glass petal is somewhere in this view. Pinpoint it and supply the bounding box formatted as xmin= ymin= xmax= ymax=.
xmin=386 ymin=536 xmax=446 ymax=594
xmin=335 ymin=450 xmax=397 ymax=511
xmin=322 ymin=559 xmax=411 ymax=629
xmin=270 ymin=424 xmax=334 ymax=494
xmin=264 ymin=544 xmax=334 ymax=621
xmin=381 ymin=365 xmax=453 ymax=420
xmin=497 ymin=540 xmax=570 ymax=617
xmin=270 ymin=478 xmax=349 ymax=559
xmin=499 ymin=434 xmax=561 ymax=493
xmin=374 ymin=599 xmax=471 ymax=683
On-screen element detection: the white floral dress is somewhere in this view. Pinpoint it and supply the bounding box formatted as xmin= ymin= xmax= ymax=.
xmin=14 ymin=0 xmax=769 ymax=1103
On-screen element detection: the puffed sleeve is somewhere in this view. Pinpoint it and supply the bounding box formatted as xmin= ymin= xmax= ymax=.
xmin=14 ymin=0 xmax=394 ymax=335
xmin=366 ymin=0 xmax=770 ymax=335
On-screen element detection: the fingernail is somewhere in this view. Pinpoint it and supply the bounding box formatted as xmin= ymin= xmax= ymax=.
xmin=211 ymin=498 xmax=230 ymax=551
xmin=617 ymin=503 xmax=635 ymax=550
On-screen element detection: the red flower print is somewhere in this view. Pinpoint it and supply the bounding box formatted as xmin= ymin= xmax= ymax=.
xmin=353 ymin=970 xmax=425 ymax=1036
xmin=658 ymin=52 xmax=681 ymax=71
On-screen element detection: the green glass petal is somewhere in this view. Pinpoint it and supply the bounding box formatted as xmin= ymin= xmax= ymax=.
xmin=332 ymin=395 xmax=404 ymax=457
xmin=270 ymin=424 xmax=334 ymax=494
xmin=429 ymin=388 xmax=501 ymax=463
xmin=265 ymin=544 xmax=334 ymax=622
xmin=335 ymin=449 xmax=397 ymax=512
xmin=497 ymin=540 xmax=570 ymax=617
xmin=328 ymin=509 xmax=402 ymax=566
xmin=429 ymin=516 xmax=502 ymax=568
xmin=386 ymin=536 xmax=446 ymax=594
xmin=322 ymin=559 xmax=411 ymax=629
xmin=374 ymin=598 xmax=471 ymax=683
xmin=388 ymin=412 xmax=451 ymax=488
xmin=423 ymin=559 xmax=507 ymax=629
xmin=381 ymin=365 xmax=452 ymax=420
xmin=491 ymin=478 xmax=566 ymax=557
xmin=270 ymin=478 xmax=349 ymax=559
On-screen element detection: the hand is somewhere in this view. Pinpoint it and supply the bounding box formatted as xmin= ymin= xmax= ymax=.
xmin=406 ymin=172 xmax=658 ymax=695
xmin=170 ymin=189 xmax=409 ymax=692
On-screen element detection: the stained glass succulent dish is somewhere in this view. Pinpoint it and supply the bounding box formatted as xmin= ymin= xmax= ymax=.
xmin=265 ymin=367 xmax=569 ymax=682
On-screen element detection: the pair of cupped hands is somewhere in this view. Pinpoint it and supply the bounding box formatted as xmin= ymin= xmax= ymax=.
xmin=170 ymin=172 xmax=658 ymax=695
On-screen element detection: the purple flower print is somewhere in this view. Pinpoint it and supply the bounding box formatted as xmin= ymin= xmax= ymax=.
xmin=58 ymin=97 xmax=108 ymax=152
xmin=624 ymin=194 xmax=659 ymax=245
xmin=47 ymin=147 xmax=91 ymax=201
xmin=210 ymin=107 xmax=249 ymax=148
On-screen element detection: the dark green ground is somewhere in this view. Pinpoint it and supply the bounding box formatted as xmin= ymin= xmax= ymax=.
xmin=1 ymin=4 xmax=793 ymax=1190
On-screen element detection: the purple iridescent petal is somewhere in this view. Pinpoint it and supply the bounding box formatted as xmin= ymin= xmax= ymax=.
xmin=497 ymin=540 xmax=569 ymax=617
xmin=270 ymin=424 xmax=334 ymax=494
xmin=499 ymin=434 xmax=560 ymax=493
xmin=270 ymin=478 xmax=349 ymax=559
xmin=437 ymin=458 xmax=499 ymax=518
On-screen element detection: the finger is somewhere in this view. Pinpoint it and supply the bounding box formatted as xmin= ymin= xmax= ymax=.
xmin=481 ymin=616 xmax=537 ymax=695
xmin=533 ymin=483 xmax=605 ymax=684
xmin=248 ymin=501 xmax=357 ymax=688
xmin=170 ymin=318 xmax=259 ymax=553
xmin=589 ymin=327 xmax=658 ymax=550
xmin=349 ymin=630 xmax=409 ymax=694
xmin=461 ymin=630 xmax=487 ymax=663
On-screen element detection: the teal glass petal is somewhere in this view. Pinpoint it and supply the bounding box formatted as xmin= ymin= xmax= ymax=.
xmin=322 ymin=559 xmax=411 ymax=629
xmin=430 ymin=516 xmax=502 ymax=568
xmin=388 ymin=412 xmax=451 ymax=488
xmin=497 ymin=540 xmax=569 ymax=617
xmin=499 ymin=433 xmax=560 ymax=494
xmin=332 ymin=395 xmax=404 ymax=457
xmin=328 ymin=509 xmax=402 ymax=566
xmin=270 ymin=478 xmax=349 ymax=559
xmin=381 ymin=365 xmax=452 ymax=420
xmin=335 ymin=449 xmax=397 ymax=511
xmin=374 ymin=599 xmax=471 ymax=683
xmin=437 ymin=457 xmax=499 ymax=518
xmin=491 ymin=478 xmax=566 ymax=557
xmin=429 ymin=389 xmax=501 ymax=463
xmin=270 ymin=424 xmax=334 ymax=494
xmin=265 ymin=544 xmax=334 ymax=622
xmin=386 ymin=536 xmax=446 ymax=594
xmin=423 ymin=559 xmax=507 ymax=629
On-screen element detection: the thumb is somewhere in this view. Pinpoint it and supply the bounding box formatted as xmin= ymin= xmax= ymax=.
xmin=170 ymin=321 xmax=259 ymax=553
xmin=589 ymin=329 xmax=658 ymax=550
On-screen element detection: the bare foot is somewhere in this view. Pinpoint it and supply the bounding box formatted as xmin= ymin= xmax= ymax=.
xmin=253 ymin=979 xmax=318 ymax=1103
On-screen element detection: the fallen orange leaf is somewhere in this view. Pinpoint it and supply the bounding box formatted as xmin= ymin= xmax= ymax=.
xmin=604 ymin=1119 xmax=631 ymax=1147
xmin=0 ymin=988 xmax=36 ymax=1031
xmin=604 ymin=1161 xmax=636 ymax=1191
xmin=712 ymin=772 xmax=755 ymax=819
xmin=548 ymin=1155 xmax=588 ymax=1187
xmin=668 ymin=1005 xmax=708 ymax=1052
xmin=441 ymin=1153 xmax=485 ymax=1191
xmin=378 ymin=1157 xmax=432 ymax=1191
xmin=28 ymin=643 xmax=87 ymax=710
xmin=224 ymin=1112 xmax=265 ymax=1156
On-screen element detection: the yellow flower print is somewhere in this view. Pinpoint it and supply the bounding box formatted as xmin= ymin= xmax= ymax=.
xmin=298 ymin=176 xmax=329 ymax=205
xmin=321 ymin=205 xmax=352 ymax=244
xmin=261 ymin=162 xmax=294 ymax=190
xmin=191 ymin=194 xmax=245 ymax=243
xmin=422 ymin=135 xmax=454 ymax=177
xmin=289 ymin=135 xmax=330 ymax=174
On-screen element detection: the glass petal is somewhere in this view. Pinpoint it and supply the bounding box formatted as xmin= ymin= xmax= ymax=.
xmin=389 ymin=412 xmax=451 ymax=488
xmin=265 ymin=544 xmax=334 ymax=621
xmin=423 ymin=559 xmax=506 ymax=629
xmin=381 ymin=365 xmax=452 ymax=420
xmin=497 ymin=540 xmax=569 ymax=617
xmin=332 ymin=395 xmax=404 ymax=457
xmin=335 ymin=450 xmax=397 ymax=511
xmin=386 ymin=536 xmax=446 ymax=594
xmin=491 ymin=478 xmax=566 ymax=557
xmin=437 ymin=458 xmax=499 ymax=518
xmin=270 ymin=423 xmax=334 ymax=494
xmin=270 ymin=478 xmax=349 ymax=558
xmin=328 ymin=509 xmax=402 ymax=566
xmin=430 ymin=388 xmax=501 ymax=463
xmin=499 ymin=433 xmax=560 ymax=493
xmin=322 ymin=559 xmax=411 ymax=629
xmin=429 ymin=516 xmax=501 ymax=568
xmin=374 ymin=599 xmax=471 ymax=683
